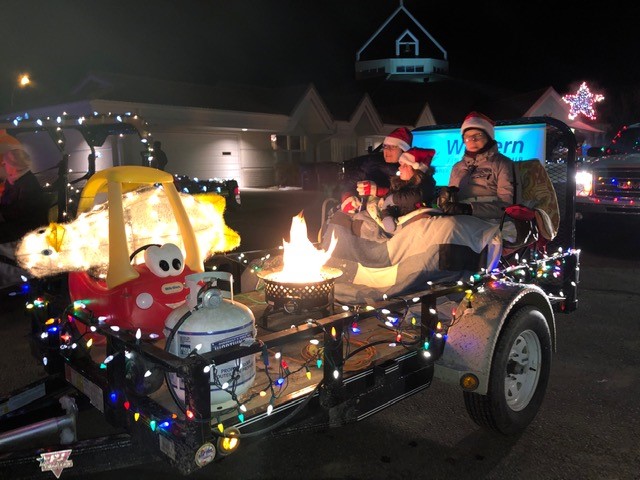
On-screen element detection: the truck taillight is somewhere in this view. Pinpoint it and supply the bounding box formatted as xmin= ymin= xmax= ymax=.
xmin=234 ymin=186 xmax=241 ymax=205
xmin=575 ymin=170 xmax=593 ymax=197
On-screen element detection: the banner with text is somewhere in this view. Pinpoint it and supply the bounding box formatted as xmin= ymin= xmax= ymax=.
xmin=412 ymin=124 xmax=547 ymax=186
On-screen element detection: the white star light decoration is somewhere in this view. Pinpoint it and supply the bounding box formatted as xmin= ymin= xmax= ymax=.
xmin=562 ymin=82 xmax=604 ymax=121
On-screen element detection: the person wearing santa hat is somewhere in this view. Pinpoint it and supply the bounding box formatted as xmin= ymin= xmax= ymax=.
xmin=340 ymin=127 xmax=413 ymax=214
xmin=0 ymin=148 xmax=49 ymax=242
xmin=437 ymin=111 xmax=514 ymax=220
xmin=379 ymin=147 xmax=436 ymax=234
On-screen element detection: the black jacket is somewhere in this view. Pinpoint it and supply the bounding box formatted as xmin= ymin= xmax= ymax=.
xmin=381 ymin=170 xmax=436 ymax=219
xmin=340 ymin=152 xmax=398 ymax=198
xmin=0 ymin=171 xmax=49 ymax=242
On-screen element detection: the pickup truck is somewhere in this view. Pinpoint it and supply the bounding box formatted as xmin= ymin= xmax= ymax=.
xmin=0 ymin=117 xmax=580 ymax=478
xmin=576 ymin=122 xmax=640 ymax=219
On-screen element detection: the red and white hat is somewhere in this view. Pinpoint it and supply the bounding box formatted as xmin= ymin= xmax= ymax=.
xmin=461 ymin=111 xmax=495 ymax=139
xmin=384 ymin=127 xmax=413 ymax=151
xmin=399 ymin=147 xmax=436 ymax=172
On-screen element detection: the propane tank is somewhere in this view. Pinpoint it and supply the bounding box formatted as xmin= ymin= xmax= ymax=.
xmin=164 ymin=272 xmax=256 ymax=412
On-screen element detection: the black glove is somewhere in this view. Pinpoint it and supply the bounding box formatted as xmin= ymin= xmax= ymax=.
xmin=436 ymin=186 xmax=460 ymax=210
xmin=437 ymin=186 xmax=472 ymax=215
xmin=440 ymin=201 xmax=472 ymax=215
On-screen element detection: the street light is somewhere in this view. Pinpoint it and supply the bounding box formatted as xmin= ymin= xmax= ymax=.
xmin=11 ymin=73 xmax=32 ymax=107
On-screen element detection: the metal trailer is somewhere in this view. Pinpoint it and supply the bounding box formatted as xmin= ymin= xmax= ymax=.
xmin=0 ymin=117 xmax=579 ymax=478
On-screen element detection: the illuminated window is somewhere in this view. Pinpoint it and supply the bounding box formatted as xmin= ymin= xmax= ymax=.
xmin=271 ymin=135 xmax=304 ymax=152
xmin=397 ymin=65 xmax=424 ymax=73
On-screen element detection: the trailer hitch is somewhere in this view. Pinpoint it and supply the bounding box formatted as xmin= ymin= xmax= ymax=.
xmin=0 ymin=395 xmax=77 ymax=450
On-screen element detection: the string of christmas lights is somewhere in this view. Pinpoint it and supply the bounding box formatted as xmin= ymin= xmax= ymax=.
xmin=23 ymin=243 xmax=579 ymax=451
xmin=562 ymin=82 xmax=604 ymax=121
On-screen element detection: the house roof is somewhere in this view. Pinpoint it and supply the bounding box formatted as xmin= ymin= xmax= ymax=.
xmin=69 ymin=72 xmax=308 ymax=115
xmin=356 ymin=2 xmax=446 ymax=61
xmin=320 ymin=76 xmax=520 ymax=126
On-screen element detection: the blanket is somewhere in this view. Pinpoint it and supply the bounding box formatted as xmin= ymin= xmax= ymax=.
xmin=320 ymin=208 xmax=502 ymax=304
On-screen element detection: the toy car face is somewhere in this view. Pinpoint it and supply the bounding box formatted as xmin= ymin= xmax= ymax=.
xmin=69 ymin=243 xmax=195 ymax=340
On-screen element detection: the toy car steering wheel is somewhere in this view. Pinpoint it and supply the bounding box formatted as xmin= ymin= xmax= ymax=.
xmin=129 ymin=243 xmax=162 ymax=263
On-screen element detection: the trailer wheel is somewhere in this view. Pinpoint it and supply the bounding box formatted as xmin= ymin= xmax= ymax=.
xmin=463 ymin=305 xmax=552 ymax=435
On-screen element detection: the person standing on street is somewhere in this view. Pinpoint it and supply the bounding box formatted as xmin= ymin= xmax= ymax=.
xmin=0 ymin=148 xmax=49 ymax=242
xmin=0 ymin=131 xmax=23 ymax=197
xmin=152 ymin=141 xmax=168 ymax=171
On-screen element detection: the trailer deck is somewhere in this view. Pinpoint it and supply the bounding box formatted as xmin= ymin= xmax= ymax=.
xmin=1 ymin=268 xmax=474 ymax=477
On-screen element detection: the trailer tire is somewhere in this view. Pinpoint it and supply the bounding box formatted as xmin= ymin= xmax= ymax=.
xmin=463 ymin=305 xmax=552 ymax=435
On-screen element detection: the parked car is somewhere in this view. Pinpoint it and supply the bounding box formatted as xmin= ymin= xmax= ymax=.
xmin=173 ymin=174 xmax=241 ymax=209
xmin=575 ymin=123 xmax=640 ymax=220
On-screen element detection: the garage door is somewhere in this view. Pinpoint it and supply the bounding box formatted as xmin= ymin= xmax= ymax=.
xmin=150 ymin=132 xmax=241 ymax=182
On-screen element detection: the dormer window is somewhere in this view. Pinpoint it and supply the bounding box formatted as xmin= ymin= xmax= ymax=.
xmin=396 ymin=30 xmax=419 ymax=57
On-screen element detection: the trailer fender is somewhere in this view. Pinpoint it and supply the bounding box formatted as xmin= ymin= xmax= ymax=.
xmin=434 ymin=281 xmax=555 ymax=395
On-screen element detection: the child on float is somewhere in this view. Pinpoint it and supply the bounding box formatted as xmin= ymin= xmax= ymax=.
xmin=379 ymin=147 xmax=436 ymax=235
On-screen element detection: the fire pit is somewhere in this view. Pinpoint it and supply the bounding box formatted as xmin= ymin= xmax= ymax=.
xmin=256 ymin=211 xmax=341 ymax=328
xmin=258 ymin=266 xmax=342 ymax=316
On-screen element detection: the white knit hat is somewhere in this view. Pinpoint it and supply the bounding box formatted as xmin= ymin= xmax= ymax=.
xmin=461 ymin=111 xmax=496 ymax=139
xmin=384 ymin=127 xmax=413 ymax=151
xmin=398 ymin=147 xmax=436 ymax=172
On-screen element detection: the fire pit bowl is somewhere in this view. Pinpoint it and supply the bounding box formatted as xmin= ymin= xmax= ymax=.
xmin=257 ymin=266 xmax=343 ymax=314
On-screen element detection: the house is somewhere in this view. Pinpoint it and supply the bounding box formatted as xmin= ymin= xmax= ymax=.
xmin=354 ymin=0 xmax=449 ymax=82
xmin=1 ymin=1 xmax=604 ymax=189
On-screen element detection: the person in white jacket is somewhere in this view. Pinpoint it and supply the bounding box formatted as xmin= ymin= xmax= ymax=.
xmin=438 ymin=111 xmax=514 ymax=221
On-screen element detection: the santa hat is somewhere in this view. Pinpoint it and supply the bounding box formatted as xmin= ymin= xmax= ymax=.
xmin=398 ymin=147 xmax=436 ymax=172
xmin=0 ymin=131 xmax=23 ymax=154
xmin=384 ymin=127 xmax=413 ymax=151
xmin=460 ymin=111 xmax=496 ymax=139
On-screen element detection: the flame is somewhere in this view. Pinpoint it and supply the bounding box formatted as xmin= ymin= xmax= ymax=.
xmin=275 ymin=212 xmax=337 ymax=283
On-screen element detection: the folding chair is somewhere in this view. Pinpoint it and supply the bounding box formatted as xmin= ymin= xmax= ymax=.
xmin=500 ymin=159 xmax=560 ymax=263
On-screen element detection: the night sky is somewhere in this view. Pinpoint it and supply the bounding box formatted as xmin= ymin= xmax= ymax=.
xmin=3 ymin=0 xmax=639 ymax=113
